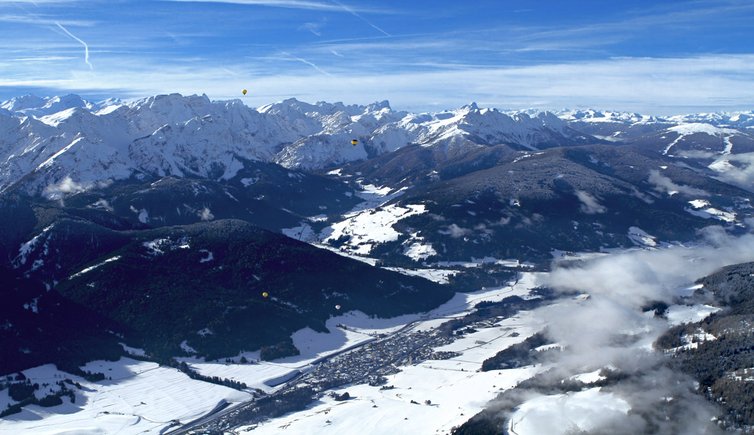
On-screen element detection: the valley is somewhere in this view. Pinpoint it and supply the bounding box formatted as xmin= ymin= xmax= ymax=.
xmin=1 ymin=93 xmax=754 ymax=434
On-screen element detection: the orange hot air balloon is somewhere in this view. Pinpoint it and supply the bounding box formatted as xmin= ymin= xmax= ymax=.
xmin=351 ymin=139 xmax=358 ymax=146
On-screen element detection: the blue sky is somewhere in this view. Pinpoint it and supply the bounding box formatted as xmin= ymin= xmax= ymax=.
xmin=1 ymin=0 xmax=753 ymax=113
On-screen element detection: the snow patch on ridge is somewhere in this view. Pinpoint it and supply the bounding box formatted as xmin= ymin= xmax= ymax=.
xmin=14 ymin=224 xmax=54 ymax=266
xmin=69 ymin=256 xmax=121 ymax=279
xmin=668 ymin=123 xmax=738 ymax=136
xmin=627 ymin=226 xmax=657 ymax=247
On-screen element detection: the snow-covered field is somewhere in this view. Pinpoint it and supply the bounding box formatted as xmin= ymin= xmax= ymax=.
xmin=283 ymin=181 xmax=419 ymax=260
xmin=239 ymin=366 xmax=539 ymax=435
xmin=0 ymin=359 xmax=250 ymax=435
xmin=323 ymin=203 xmax=426 ymax=255
xmin=382 ymin=266 xmax=458 ymax=284
xmin=666 ymin=304 xmax=721 ymax=326
xmin=238 ymin=311 xmax=544 ymax=435
xmin=507 ymin=387 xmax=631 ymax=435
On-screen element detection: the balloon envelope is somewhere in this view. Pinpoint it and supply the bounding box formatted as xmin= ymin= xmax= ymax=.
xmin=242 ymin=89 xmax=247 ymax=95
xmin=262 ymin=291 xmax=269 ymax=298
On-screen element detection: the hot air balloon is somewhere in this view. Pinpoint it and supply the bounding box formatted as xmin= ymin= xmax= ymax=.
xmin=261 ymin=291 xmax=269 ymax=298
xmin=351 ymin=139 xmax=358 ymax=146
xmin=242 ymin=89 xmax=248 ymax=95
xmin=335 ymin=304 xmax=342 ymax=310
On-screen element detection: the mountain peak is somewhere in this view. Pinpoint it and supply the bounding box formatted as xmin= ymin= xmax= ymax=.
xmin=461 ymin=102 xmax=480 ymax=112
xmin=366 ymin=100 xmax=391 ymax=112
xmin=1 ymin=94 xmax=47 ymax=112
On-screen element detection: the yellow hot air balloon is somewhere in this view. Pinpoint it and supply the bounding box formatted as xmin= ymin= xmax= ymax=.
xmin=351 ymin=139 xmax=358 ymax=146
xmin=261 ymin=291 xmax=269 ymax=298
xmin=242 ymin=89 xmax=248 ymax=95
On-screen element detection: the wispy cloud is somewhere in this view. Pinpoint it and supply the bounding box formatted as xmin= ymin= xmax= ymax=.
xmin=298 ymin=21 xmax=322 ymax=37
xmin=0 ymin=14 xmax=93 ymax=26
xmin=0 ymin=0 xmax=79 ymax=3
xmin=2 ymin=54 xmax=754 ymax=114
xmin=648 ymin=170 xmax=709 ymax=197
xmin=575 ymin=190 xmax=607 ymax=214
xmin=11 ymin=55 xmax=76 ymax=62
xmin=512 ymin=1 xmax=754 ymax=50
xmin=298 ymin=1 xmax=752 ymax=63
xmin=329 ymin=0 xmax=390 ymax=36
xmin=312 ymin=39 xmax=461 ymax=54
xmin=54 ymin=21 xmax=92 ymax=70
xmin=279 ymin=51 xmax=332 ymax=76
xmin=165 ymin=0 xmax=375 ymax=12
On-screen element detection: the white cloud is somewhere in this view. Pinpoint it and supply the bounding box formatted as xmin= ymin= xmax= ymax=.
xmin=42 ymin=176 xmax=112 ymax=199
xmin=42 ymin=176 xmax=111 ymax=198
xmin=494 ymin=229 xmax=754 ymax=433
xmin=546 ymin=228 xmax=754 ymax=308
xmin=647 ymin=170 xmax=709 ymax=197
xmin=575 ymin=190 xmax=606 ymax=214
xmin=439 ymin=223 xmax=471 ymax=238
xmin=43 ymin=176 xmax=86 ymax=197
xmin=198 ymin=207 xmax=214 ymax=221
xmin=709 ymin=152 xmax=754 ymax=192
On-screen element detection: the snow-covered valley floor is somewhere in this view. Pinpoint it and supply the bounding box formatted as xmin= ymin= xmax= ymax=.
xmin=0 ymin=273 xmax=542 ymax=435
xmin=238 ymin=310 xmax=544 ymax=435
xmin=187 ymin=273 xmax=541 ymax=393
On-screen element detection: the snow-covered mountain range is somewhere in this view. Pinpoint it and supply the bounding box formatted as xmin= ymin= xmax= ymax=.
xmin=5 ymin=93 xmax=750 ymax=197
xmin=3 ymin=92 xmax=754 ymax=434
xmin=0 ymin=93 xmax=590 ymax=195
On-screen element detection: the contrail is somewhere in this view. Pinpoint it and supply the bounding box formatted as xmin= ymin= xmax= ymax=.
xmin=55 ymin=22 xmax=93 ymax=70
xmin=281 ymin=51 xmax=333 ymax=76
xmin=330 ymin=0 xmax=391 ymax=36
